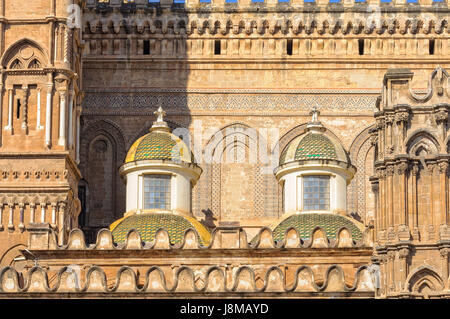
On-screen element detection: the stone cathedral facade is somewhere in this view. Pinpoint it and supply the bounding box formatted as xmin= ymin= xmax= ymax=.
xmin=0 ymin=0 xmax=449 ymax=299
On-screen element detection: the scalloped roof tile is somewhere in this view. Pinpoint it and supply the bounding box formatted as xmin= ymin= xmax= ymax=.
xmin=272 ymin=213 xmax=362 ymax=242
xmin=110 ymin=213 xmax=211 ymax=246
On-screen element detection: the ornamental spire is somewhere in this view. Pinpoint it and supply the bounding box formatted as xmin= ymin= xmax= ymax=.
xmin=150 ymin=106 xmax=170 ymax=132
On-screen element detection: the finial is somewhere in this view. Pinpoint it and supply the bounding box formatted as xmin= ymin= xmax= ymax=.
xmin=150 ymin=106 xmax=170 ymax=132
xmin=310 ymin=106 xmax=320 ymax=123
xmin=307 ymin=106 xmax=325 ymax=132
xmin=154 ymin=106 xmax=166 ymax=123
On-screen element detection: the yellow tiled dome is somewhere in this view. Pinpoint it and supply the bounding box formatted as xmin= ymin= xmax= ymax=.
xmin=125 ymin=130 xmax=193 ymax=164
xmin=110 ymin=213 xmax=211 ymax=246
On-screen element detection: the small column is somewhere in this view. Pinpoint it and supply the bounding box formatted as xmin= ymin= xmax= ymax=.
xmin=7 ymin=203 xmax=14 ymax=230
xmin=427 ymin=163 xmax=436 ymax=240
xmin=385 ymin=114 xmax=394 ymax=154
xmin=0 ymin=204 xmax=4 ymax=231
xmin=58 ymin=202 xmax=66 ymax=245
xmin=398 ymin=248 xmax=409 ymax=292
xmin=75 ymin=108 xmax=81 ymax=163
xmin=376 ymin=118 xmax=384 ymax=160
xmin=395 ymin=109 xmax=409 ymax=154
xmin=21 ymin=85 xmax=29 ymax=132
xmin=386 ymin=165 xmax=395 ymax=239
xmin=4 ymin=87 xmax=13 ymax=132
xmin=440 ymin=248 xmax=449 ymax=290
xmin=0 ymin=84 xmax=3 ymax=144
xmin=387 ymin=250 xmax=396 ymax=293
xmin=67 ymin=91 xmax=74 ymax=148
xmin=40 ymin=202 xmax=46 ymax=223
xmin=438 ymin=161 xmax=449 ymax=226
xmin=51 ymin=202 xmax=57 ymax=228
xmin=411 ymin=164 xmax=420 ymax=240
xmin=397 ymin=162 xmax=410 ymax=241
xmin=36 ymin=87 xmax=43 ymax=130
xmin=18 ymin=203 xmax=25 ymax=232
xmin=29 ymin=203 xmax=36 ymax=223
xmin=377 ymin=168 xmax=387 ymax=242
xmin=58 ymin=89 xmax=67 ymax=147
xmin=45 ymin=84 xmax=53 ymax=148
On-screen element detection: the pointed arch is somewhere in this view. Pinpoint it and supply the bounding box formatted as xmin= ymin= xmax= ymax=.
xmin=348 ymin=124 xmax=376 ymax=222
xmin=405 ymin=129 xmax=440 ymax=155
xmin=197 ymin=122 xmax=279 ymax=223
xmin=407 ymin=266 xmax=444 ymax=293
xmin=79 ymin=120 xmax=127 ymax=237
xmin=1 ymin=38 xmax=49 ymax=69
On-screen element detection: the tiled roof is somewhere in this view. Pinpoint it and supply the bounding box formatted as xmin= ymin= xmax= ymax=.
xmin=110 ymin=213 xmax=211 ymax=246
xmin=272 ymin=213 xmax=362 ymax=242
xmin=125 ymin=131 xmax=190 ymax=164
xmin=294 ymin=133 xmax=338 ymax=161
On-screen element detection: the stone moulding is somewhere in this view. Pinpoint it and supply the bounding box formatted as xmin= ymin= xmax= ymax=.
xmin=82 ymin=9 xmax=450 ymax=36
xmin=0 ymin=264 xmax=376 ymax=295
xmin=44 ymin=225 xmax=369 ymax=250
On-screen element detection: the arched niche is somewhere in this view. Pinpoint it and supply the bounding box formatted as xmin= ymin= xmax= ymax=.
xmin=406 ymin=131 xmax=440 ymax=156
xmin=408 ymin=267 xmax=444 ymax=297
xmin=79 ymin=120 xmax=127 ymax=236
xmin=197 ymin=123 xmax=279 ymax=231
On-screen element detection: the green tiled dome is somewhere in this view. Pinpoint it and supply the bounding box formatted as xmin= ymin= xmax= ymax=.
xmin=272 ymin=213 xmax=362 ymax=242
xmin=295 ymin=133 xmax=337 ymax=161
xmin=125 ymin=131 xmax=192 ymax=164
xmin=279 ymin=132 xmax=349 ymax=166
xmin=110 ymin=213 xmax=211 ymax=246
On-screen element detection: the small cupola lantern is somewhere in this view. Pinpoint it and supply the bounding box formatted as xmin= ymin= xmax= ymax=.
xmin=274 ymin=107 xmax=356 ymax=216
xmin=119 ymin=107 xmax=202 ymax=216
xmin=109 ymin=108 xmax=210 ymax=246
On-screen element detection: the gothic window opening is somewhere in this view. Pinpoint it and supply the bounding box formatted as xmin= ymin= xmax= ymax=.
xmin=358 ymin=39 xmax=364 ymax=55
xmin=429 ymin=39 xmax=435 ymax=55
xmin=143 ymin=175 xmax=171 ymax=210
xmin=287 ymin=39 xmax=293 ymax=55
xmin=143 ymin=40 xmax=150 ymax=55
xmin=214 ymin=40 xmax=221 ymax=55
xmin=303 ymin=175 xmax=330 ymax=210
xmin=16 ymin=99 xmax=21 ymax=120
